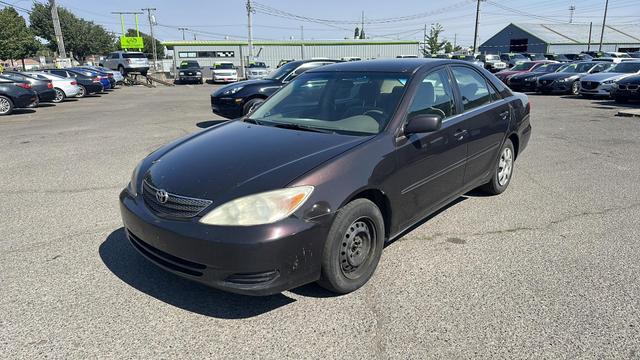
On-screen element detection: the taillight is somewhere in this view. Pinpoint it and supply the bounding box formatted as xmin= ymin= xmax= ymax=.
xmin=47 ymin=82 xmax=53 ymax=89
xmin=70 ymin=81 xmax=77 ymax=85
xmin=93 ymin=77 xmax=101 ymax=83
xmin=15 ymin=83 xmax=31 ymax=89
xmin=107 ymin=73 xmax=113 ymax=78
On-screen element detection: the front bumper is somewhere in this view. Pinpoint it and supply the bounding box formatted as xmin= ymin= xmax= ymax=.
xmin=211 ymin=95 xmax=244 ymax=118
xmin=85 ymin=83 xmax=104 ymax=94
xmin=508 ymin=80 xmax=537 ymax=92
xmin=580 ymin=82 xmax=613 ymax=97
xmin=178 ymin=75 xmax=203 ymax=83
xmin=611 ymin=87 xmax=640 ymax=100
xmin=537 ymin=80 xmax=572 ymax=93
xmin=213 ymin=75 xmax=238 ymax=82
xmin=119 ymin=190 xmax=329 ymax=296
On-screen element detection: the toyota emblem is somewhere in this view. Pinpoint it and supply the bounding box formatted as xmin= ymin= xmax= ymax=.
xmin=156 ymin=189 xmax=169 ymax=204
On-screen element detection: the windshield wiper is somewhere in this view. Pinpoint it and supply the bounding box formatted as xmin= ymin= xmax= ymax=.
xmin=273 ymin=122 xmax=335 ymax=134
xmin=244 ymin=117 xmax=263 ymax=125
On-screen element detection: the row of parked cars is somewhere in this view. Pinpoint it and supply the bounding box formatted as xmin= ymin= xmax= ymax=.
xmin=491 ymin=58 xmax=640 ymax=102
xmin=471 ymin=51 xmax=640 ymax=73
xmin=0 ymin=66 xmax=124 ymax=116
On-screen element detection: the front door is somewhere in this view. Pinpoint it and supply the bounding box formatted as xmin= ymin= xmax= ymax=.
xmin=390 ymin=67 xmax=468 ymax=230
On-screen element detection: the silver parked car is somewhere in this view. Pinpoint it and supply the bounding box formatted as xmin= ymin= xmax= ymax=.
xmin=100 ymin=51 xmax=150 ymax=76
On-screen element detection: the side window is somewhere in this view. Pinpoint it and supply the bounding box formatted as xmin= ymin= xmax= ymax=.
xmin=407 ymin=68 xmax=456 ymax=121
xmin=51 ymin=70 xmax=66 ymax=77
xmin=288 ymin=62 xmax=325 ymax=80
xmin=451 ymin=67 xmax=492 ymax=112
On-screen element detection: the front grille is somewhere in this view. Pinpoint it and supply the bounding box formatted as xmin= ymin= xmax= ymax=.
xmin=539 ymin=80 xmax=552 ymax=86
xmin=581 ymin=81 xmax=598 ymax=90
xmin=225 ymin=270 xmax=280 ymax=285
xmin=127 ymin=229 xmax=206 ymax=276
xmin=142 ymin=179 xmax=212 ymax=218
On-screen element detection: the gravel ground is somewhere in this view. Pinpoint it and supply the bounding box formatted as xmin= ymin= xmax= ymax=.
xmin=1 ymin=84 xmax=639 ymax=359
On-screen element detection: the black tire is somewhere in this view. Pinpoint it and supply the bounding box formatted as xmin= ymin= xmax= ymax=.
xmin=570 ymin=80 xmax=580 ymax=95
xmin=199 ymin=79 xmax=204 ymax=85
xmin=480 ymin=139 xmax=515 ymax=195
xmin=614 ymin=97 xmax=628 ymax=104
xmin=141 ymin=70 xmax=148 ymax=76
xmin=76 ymin=85 xmax=87 ymax=98
xmin=243 ymin=98 xmax=265 ymax=115
xmin=318 ymin=198 xmax=385 ymax=294
xmin=52 ymin=88 xmax=65 ymax=103
xmin=118 ymin=65 xmax=126 ymax=76
xmin=0 ymin=95 xmax=14 ymax=116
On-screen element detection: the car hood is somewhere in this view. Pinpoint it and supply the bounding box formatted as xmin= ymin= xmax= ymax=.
xmin=497 ymin=70 xmax=525 ymax=77
xmin=581 ymin=72 xmax=629 ymax=82
xmin=617 ymin=75 xmax=640 ymax=84
xmin=144 ymin=121 xmax=369 ymax=202
xmin=510 ymin=72 xmax=541 ymax=80
xmin=538 ymin=72 xmax=581 ymax=81
xmin=213 ymin=79 xmax=281 ymax=96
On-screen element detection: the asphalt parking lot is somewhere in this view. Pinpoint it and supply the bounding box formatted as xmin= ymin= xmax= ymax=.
xmin=1 ymin=84 xmax=640 ymax=359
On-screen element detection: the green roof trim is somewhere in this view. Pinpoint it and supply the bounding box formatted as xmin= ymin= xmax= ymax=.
xmin=162 ymin=40 xmax=420 ymax=47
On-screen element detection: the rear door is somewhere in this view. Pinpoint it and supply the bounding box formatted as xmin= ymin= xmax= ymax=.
xmin=450 ymin=66 xmax=511 ymax=186
xmin=390 ymin=67 xmax=467 ymax=229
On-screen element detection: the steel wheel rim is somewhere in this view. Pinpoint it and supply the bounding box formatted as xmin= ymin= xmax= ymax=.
xmin=78 ymin=87 xmax=85 ymax=97
xmin=54 ymin=89 xmax=64 ymax=102
xmin=340 ymin=217 xmax=376 ymax=279
xmin=0 ymin=98 xmax=9 ymax=113
xmin=572 ymin=81 xmax=579 ymax=95
xmin=497 ymin=147 xmax=513 ymax=186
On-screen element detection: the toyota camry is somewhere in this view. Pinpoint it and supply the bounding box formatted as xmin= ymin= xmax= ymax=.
xmin=120 ymin=59 xmax=531 ymax=296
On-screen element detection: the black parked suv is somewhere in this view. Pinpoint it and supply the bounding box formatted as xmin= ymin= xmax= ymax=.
xmin=211 ymin=59 xmax=341 ymax=118
xmin=40 ymin=69 xmax=104 ymax=97
xmin=176 ymin=60 xmax=203 ymax=84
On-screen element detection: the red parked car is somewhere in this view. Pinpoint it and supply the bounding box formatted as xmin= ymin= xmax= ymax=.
xmin=495 ymin=60 xmax=556 ymax=84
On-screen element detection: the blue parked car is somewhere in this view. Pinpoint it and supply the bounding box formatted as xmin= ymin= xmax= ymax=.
xmin=68 ymin=67 xmax=112 ymax=91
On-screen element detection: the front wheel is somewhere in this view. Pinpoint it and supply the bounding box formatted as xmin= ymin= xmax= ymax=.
xmin=243 ymin=98 xmax=264 ymax=115
xmin=318 ymin=199 xmax=384 ymax=294
xmin=480 ymin=139 xmax=515 ymax=195
xmin=570 ymin=81 xmax=580 ymax=95
xmin=0 ymin=95 xmax=14 ymax=115
xmin=52 ymin=88 xmax=65 ymax=103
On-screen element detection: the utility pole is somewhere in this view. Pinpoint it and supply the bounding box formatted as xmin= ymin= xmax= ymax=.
xmin=454 ymin=33 xmax=457 ymax=49
xmin=472 ymin=0 xmax=484 ymax=53
xmin=193 ymin=33 xmax=197 ymax=40
xmin=300 ymin=25 xmax=304 ymax=40
xmin=423 ymin=24 xmax=427 ymax=56
xmin=587 ymin=22 xmax=593 ymax=51
xmin=246 ymin=0 xmax=255 ymax=61
xmin=178 ymin=27 xmax=188 ymax=41
xmin=598 ymin=0 xmax=609 ymax=51
xmin=142 ymin=8 xmax=157 ymax=71
xmin=49 ymin=0 xmax=66 ymax=59
xmin=569 ymin=4 xmax=576 ymax=23
xmin=361 ymin=11 xmax=365 ymax=38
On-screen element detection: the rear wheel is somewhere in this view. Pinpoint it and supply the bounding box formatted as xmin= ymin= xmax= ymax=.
xmin=480 ymin=139 xmax=515 ymax=195
xmin=52 ymin=88 xmax=65 ymax=103
xmin=76 ymin=85 xmax=87 ymax=98
xmin=118 ymin=65 xmax=125 ymax=76
xmin=318 ymin=199 xmax=384 ymax=294
xmin=0 ymin=95 xmax=13 ymax=115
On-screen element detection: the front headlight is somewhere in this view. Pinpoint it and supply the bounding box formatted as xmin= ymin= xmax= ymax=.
xmin=602 ymin=80 xmax=615 ymax=85
xmin=222 ymin=85 xmax=244 ymax=95
xmin=179 ymin=71 xmax=185 ymax=76
xmin=557 ymin=79 xmax=566 ymax=83
xmin=196 ymin=71 xmax=202 ymax=75
xmin=127 ymin=160 xmax=143 ymax=196
xmin=199 ymin=186 xmax=314 ymax=226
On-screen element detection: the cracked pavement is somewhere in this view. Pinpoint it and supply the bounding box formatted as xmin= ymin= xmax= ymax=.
xmin=1 ymin=86 xmax=639 ymax=359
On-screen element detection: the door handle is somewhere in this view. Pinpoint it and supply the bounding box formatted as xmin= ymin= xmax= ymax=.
xmin=499 ymin=110 xmax=510 ymax=120
xmin=453 ymin=129 xmax=468 ymax=140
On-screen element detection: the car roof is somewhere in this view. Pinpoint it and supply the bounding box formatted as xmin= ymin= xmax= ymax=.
xmin=306 ymin=58 xmax=465 ymax=73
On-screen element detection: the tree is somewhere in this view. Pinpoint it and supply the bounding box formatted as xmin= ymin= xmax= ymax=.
xmin=444 ymin=41 xmax=462 ymax=54
xmin=422 ymin=23 xmax=447 ymax=56
xmin=359 ymin=29 xmax=366 ymax=39
xmin=123 ymin=29 xmax=165 ymax=60
xmin=354 ymin=27 xmax=360 ymax=39
xmin=29 ymin=3 xmax=116 ymax=61
xmin=0 ymin=7 xmax=40 ymax=68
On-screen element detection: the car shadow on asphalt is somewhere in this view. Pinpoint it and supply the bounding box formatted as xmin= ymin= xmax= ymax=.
xmin=196 ymin=120 xmax=228 ymax=128
xmin=8 ymin=109 xmax=36 ymax=115
xmin=99 ymin=228 xmax=296 ymax=319
xmin=37 ymin=103 xmax=56 ymax=108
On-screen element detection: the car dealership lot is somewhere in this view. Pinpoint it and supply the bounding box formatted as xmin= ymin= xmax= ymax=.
xmin=1 ymin=86 xmax=639 ymax=358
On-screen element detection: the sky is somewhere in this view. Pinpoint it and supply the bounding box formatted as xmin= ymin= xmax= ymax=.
xmin=3 ymin=0 xmax=639 ymax=46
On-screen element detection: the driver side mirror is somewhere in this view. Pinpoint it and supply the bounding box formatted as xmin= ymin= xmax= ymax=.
xmin=405 ymin=114 xmax=442 ymax=135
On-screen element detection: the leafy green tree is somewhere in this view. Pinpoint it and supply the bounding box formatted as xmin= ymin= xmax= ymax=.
xmin=0 ymin=7 xmax=40 ymax=68
xmin=422 ymin=23 xmax=447 ymax=56
xmin=123 ymin=29 xmax=165 ymax=59
xmin=29 ymin=3 xmax=116 ymax=61
xmin=359 ymin=29 xmax=366 ymax=39
xmin=444 ymin=41 xmax=462 ymax=54
xmin=354 ymin=27 xmax=360 ymax=39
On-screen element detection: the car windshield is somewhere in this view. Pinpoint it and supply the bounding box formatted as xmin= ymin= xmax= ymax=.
xmin=123 ymin=53 xmax=145 ymax=59
xmin=607 ymin=62 xmax=640 ymax=73
xmin=248 ymin=62 xmax=267 ymax=68
xmin=534 ymin=63 xmax=558 ymax=72
xmin=267 ymin=61 xmax=299 ymax=80
xmin=215 ymin=63 xmax=234 ymax=69
xmin=559 ymin=62 xmax=596 ymax=73
xmin=511 ymin=62 xmax=535 ymax=71
xmin=510 ymin=54 xmax=528 ymax=60
xmin=248 ymin=72 xmax=409 ymax=136
xmin=180 ymin=61 xmax=200 ymax=69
